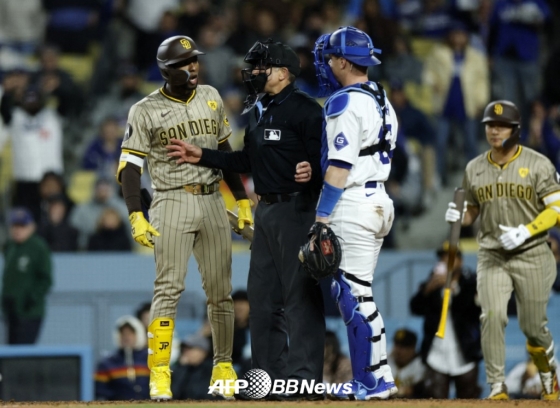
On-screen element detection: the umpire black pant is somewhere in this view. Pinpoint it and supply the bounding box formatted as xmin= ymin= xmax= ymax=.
xmin=248 ymin=198 xmax=325 ymax=383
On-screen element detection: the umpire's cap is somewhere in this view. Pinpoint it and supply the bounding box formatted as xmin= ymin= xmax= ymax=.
xmin=157 ymin=35 xmax=205 ymax=83
xmin=244 ymin=39 xmax=301 ymax=76
xmin=481 ymin=100 xmax=520 ymax=126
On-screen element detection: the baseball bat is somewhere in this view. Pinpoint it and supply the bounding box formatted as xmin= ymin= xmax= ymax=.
xmin=227 ymin=209 xmax=254 ymax=242
xmin=435 ymin=187 xmax=465 ymax=339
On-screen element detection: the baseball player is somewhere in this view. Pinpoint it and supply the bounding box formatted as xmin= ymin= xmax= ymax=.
xmin=445 ymin=100 xmax=560 ymax=400
xmin=312 ymin=26 xmax=399 ymax=400
xmin=117 ymin=35 xmax=253 ymax=400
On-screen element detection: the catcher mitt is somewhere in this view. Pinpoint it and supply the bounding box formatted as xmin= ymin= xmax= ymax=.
xmin=298 ymin=222 xmax=342 ymax=280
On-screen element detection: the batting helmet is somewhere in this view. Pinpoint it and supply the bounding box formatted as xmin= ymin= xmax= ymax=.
xmin=481 ymin=100 xmax=521 ymax=149
xmin=157 ymin=35 xmax=205 ymax=86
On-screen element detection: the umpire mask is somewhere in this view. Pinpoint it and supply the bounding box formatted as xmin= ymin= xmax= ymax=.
xmin=242 ymin=40 xmax=274 ymax=97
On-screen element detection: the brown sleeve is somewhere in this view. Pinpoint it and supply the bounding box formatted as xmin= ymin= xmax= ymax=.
xmin=121 ymin=163 xmax=142 ymax=214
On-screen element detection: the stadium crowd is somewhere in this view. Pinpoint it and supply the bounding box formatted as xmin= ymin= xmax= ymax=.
xmin=0 ymin=0 xmax=559 ymax=251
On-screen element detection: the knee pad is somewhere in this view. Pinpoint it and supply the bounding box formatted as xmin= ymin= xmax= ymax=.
xmin=148 ymin=317 xmax=174 ymax=368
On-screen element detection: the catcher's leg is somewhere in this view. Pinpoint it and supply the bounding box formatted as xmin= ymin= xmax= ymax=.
xmin=328 ymin=270 xmax=392 ymax=400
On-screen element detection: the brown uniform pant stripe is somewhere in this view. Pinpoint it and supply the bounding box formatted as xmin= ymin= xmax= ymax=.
xmin=149 ymin=189 xmax=234 ymax=364
xmin=477 ymin=243 xmax=556 ymax=383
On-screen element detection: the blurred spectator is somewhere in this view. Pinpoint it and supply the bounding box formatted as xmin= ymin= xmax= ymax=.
xmin=544 ymin=46 xmax=560 ymax=106
xmin=69 ymin=177 xmax=129 ymax=250
xmin=356 ymin=0 xmax=400 ymax=59
xmin=0 ymin=0 xmax=45 ymax=55
xmin=521 ymin=101 xmax=560 ymax=172
xmin=197 ymin=23 xmax=235 ymax=93
xmin=505 ymin=357 xmax=541 ymax=399
xmin=410 ymin=0 xmax=454 ymax=39
xmin=171 ymin=333 xmax=215 ymax=400
xmin=395 ymin=0 xmax=423 ymax=32
xmin=384 ymin=131 xmax=410 ymax=248
xmin=31 ymin=45 xmax=84 ymax=118
xmin=134 ymin=10 xmax=180 ymax=73
xmin=1 ymin=207 xmax=52 ymax=344
xmin=232 ymin=290 xmax=251 ymax=373
xmin=410 ymin=242 xmax=482 ymax=399
xmin=176 ymin=0 xmax=211 ymax=41
xmin=95 ymin=315 xmax=149 ymax=400
xmin=124 ymin=0 xmax=180 ymax=34
xmin=135 ymin=301 xmax=152 ymax=332
xmin=43 ymin=0 xmax=102 ymax=54
xmin=0 ymin=86 xmax=63 ymax=223
xmin=294 ymin=46 xmax=320 ymax=97
xmin=38 ymin=194 xmax=79 ymax=252
xmin=423 ymin=22 xmax=489 ymax=185
xmin=387 ymin=328 xmax=426 ymax=398
xmin=38 ymin=171 xmax=75 ymax=225
xmin=548 ymin=229 xmax=560 ymax=293
xmin=90 ymin=64 xmax=145 ymax=129
xmin=87 ymin=207 xmax=132 ymax=252
xmin=323 ymin=330 xmax=352 ymax=385
xmin=488 ymin=0 xmax=551 ymax=123
xmin=384 ymin=36 xmax=423 ymax=84
xmin=227 ymin=7 xmax=281 ymax=56
xmin=390 ymin=81 xmax=437 ymax=203
xmin=0 ymin=68 xmax=30 ymax=111
xmin=82 ymin=117 xmax=123 ymax=179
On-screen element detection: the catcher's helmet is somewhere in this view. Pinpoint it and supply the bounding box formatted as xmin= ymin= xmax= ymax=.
xmin=157 ymin=36 xmax=205 ymax=85
xmin=481 ymin=100 xmax=521 ymax=149
xmin=313 ymin=26 xmax=382 ymax=96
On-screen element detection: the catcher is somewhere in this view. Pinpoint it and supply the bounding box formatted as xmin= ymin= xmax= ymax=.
xmin=302 ymin=26 xmax=400 ymax=400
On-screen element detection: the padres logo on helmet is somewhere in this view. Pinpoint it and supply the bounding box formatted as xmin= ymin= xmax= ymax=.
xmin=494 ymin=103 xmax=504 ymax=115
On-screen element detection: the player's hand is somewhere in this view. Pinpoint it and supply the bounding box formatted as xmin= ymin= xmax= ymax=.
xmin=445 ymin=201 xmax=466 ymax=223
xmin=295 ymin=161 xmax=312 ymax=183
xmin=129 ymin=211 xmax=160 ymax=248
xmin=237 ymin=199 xmax=253 ymax=229
xmin=498 ymin=224 xmax=531 ymax=250
xmin=166 ymin=139 xmax=202 ymax=164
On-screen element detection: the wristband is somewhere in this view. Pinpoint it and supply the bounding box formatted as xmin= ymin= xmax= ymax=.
xmin=316 ymin=181 xmax=344 ymax=217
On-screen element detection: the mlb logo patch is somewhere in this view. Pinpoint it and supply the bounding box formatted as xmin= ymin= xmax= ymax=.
xmin=334 ymin=132 xmax=348 ymax=150
xmin=264 ymin=129 xmax=281 ymax=141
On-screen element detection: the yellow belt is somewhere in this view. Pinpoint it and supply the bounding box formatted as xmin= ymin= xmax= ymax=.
xmin=183 ymin=183 xmax=219 ymax=195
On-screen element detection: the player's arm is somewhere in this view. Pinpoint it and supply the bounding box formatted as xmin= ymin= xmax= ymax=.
xmin=462 ymin=205 xmax=480 ymax=226
xmin=524 ymin=192 xmax=560 ymax=236
xmin=316 ymin=164 xmax=350 ymax=224
xmin=218 ymin=139 xmax=253 ymax=229
xmin=118 ymin=150 xmax=160 ymax=249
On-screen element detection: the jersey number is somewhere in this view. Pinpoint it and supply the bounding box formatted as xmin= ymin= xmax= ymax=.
xmin=378 ymin=124 xmax=392 ymax=165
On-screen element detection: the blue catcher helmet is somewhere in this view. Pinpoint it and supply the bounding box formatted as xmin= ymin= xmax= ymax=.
xmin=313 ymin=26 xmax=382 ymax=96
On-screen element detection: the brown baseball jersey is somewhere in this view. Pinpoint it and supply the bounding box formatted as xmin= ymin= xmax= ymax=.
xmin=122 ymin=85 xmax=235 ymax=364
xmin=462 ymin=146 xmax=560 ymax=250
xmin=463 ymin=145 xmax=559 ymax=384
xmin=121 ymin=85 xmax=232 ymax=189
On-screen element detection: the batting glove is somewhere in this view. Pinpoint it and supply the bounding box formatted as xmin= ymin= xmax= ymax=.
xmin=129 ymin=211 xmax=160 ymax=249
xmin=236 ymin=199 xmax=254 ymax=230
xmin=445 ymin=201 xmax=466 ymax=223
xmin=498 ymin=224 xmax=531 ymax=250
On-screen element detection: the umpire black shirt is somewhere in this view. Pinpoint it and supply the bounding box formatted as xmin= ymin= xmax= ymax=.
xmin=198 ymin=83 xmax=323 ymax=196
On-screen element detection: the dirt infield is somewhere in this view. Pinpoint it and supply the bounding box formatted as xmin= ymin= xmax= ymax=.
xmin=0 ymin=399 xmax=556 ymax=408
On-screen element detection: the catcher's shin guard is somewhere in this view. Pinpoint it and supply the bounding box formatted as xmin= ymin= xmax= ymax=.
xmin=331 ymin=270 xmax=377 ymax=390
xmin=527 ymin=342 xmax=559 ymax=399
xmin=147 ymin=318 xmax=174 ymax=368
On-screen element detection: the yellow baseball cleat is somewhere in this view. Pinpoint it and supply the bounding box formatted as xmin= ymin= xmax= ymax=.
xmin=487 ymin=382 xmax=509 ymax=400
xmin=150 ymin=366 xmax=172 ymax=400
xmin=210 ymin=362 xmax=238 ymax=399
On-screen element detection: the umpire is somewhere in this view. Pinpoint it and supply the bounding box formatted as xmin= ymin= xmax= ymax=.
xmin=167 ymin=39 xmax=325 ymax=400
